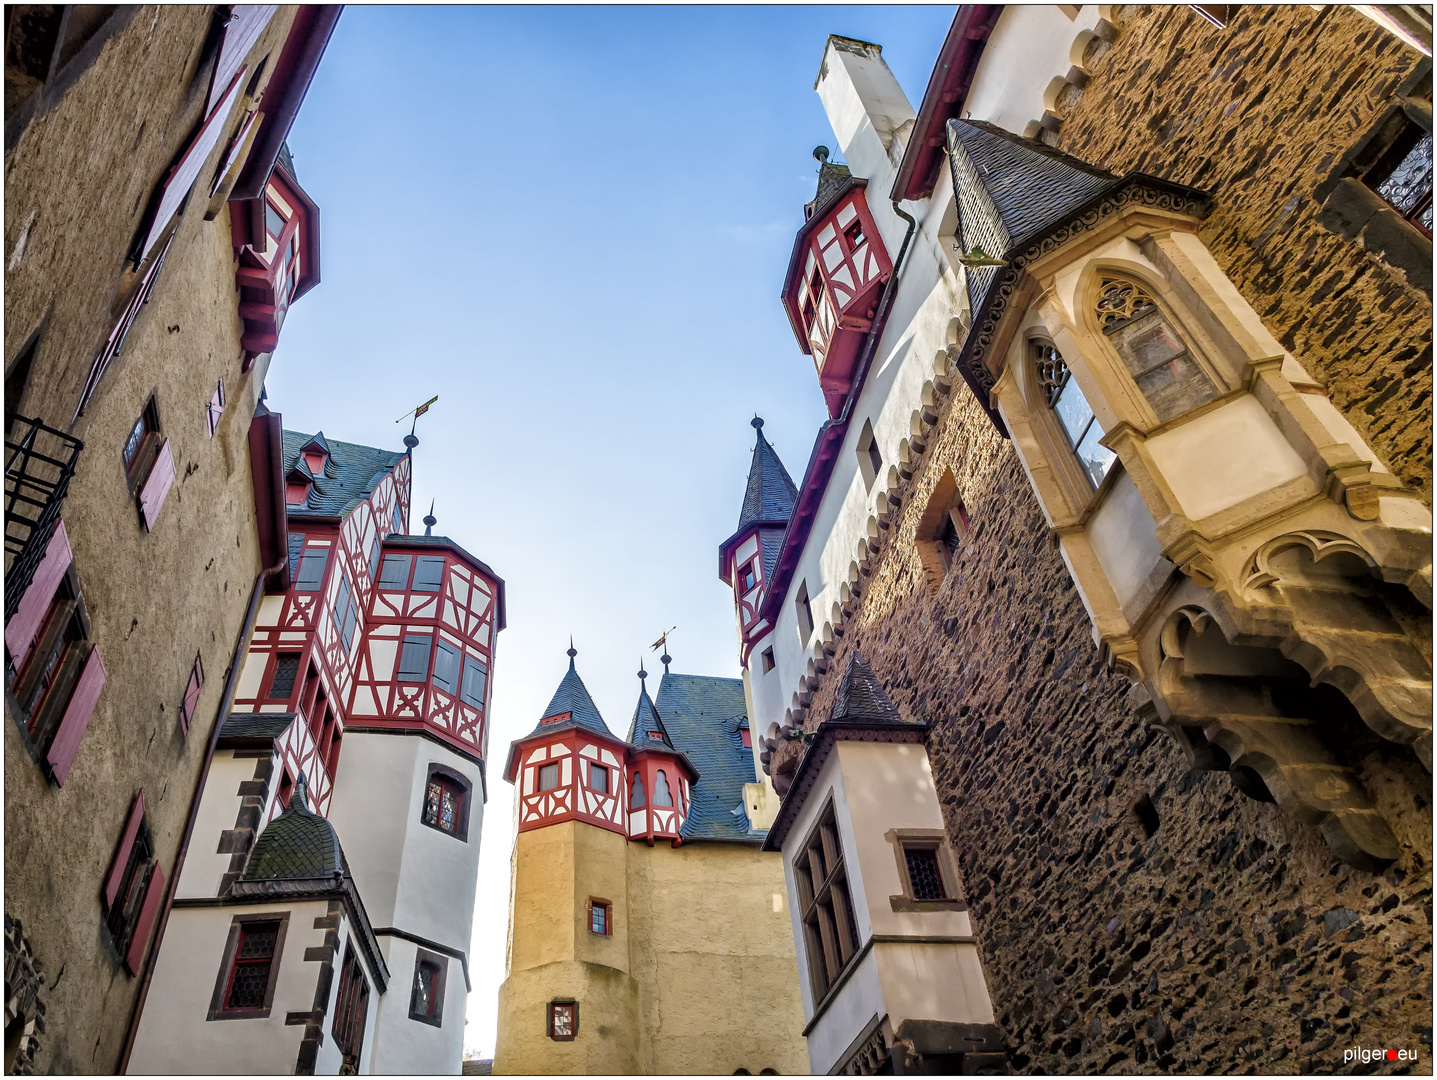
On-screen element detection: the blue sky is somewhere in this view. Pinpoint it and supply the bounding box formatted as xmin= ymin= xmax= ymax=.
xmin=272 ymin=4 xmax=955 ymax=1057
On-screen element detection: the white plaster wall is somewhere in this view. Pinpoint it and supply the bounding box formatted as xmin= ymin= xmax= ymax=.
xmin=816 ymin=39 xmax=917 ymax=192
xmin=873 ymin=939 xmax=995 ymax=1028
xmin=178 ymin=749 xmax=272 ymax=899
xmin=326 ymin=733 xmax=483 ymax=954
xmin=755 ymin=44 xmax=967 ymax=763
xmin=367 ymin=934 xmax=465 ymax=1074
xmin=127 ymin=900 xmax=329 ymax=1075
xmin=963 ymin=5 xmax=1105 ymax=135
xmin=806 ymin=947 xmax=884 ymax=1075
xmin=835 ymin=741 xmax=972 ymax=940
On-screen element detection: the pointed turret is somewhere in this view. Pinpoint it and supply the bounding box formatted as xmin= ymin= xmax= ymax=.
xmin=720 ymin=418 xmax=798 ymax=660
xmin=828 ymin=649 xmax=906 ymax=725
xmin=735 ymin=417 xmax=799 ymax=534
xmin=530 ymin=641 xmax=611 ymax=737
xmin=626 ymin=664 xmax=673 ymax=749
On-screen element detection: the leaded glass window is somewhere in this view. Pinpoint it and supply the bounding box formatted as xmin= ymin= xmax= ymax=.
xmin=225 ymin=922 xmax=279 ymax=1010
xmin=1033 ymin=342 xmax=1115 ymax=490
xmin=424 ymin=776 xmax=462 ymax=836
xmin=904 ymin=847 xmax=947 ymax=901
xmin=1096 ymin=278 xmax=1219 ymax=422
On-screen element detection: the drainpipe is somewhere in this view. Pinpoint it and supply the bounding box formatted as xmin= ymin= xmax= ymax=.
xmin=762 ymin=198 xmax=919 ymax=637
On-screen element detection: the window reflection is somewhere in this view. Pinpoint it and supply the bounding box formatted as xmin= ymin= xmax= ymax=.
xmin=1033 ymin=342 xmax=1115 ymax=490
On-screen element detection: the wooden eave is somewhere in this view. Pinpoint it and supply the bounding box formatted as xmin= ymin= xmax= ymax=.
xmin=889 ymin=5 xmax=1003 ymax=204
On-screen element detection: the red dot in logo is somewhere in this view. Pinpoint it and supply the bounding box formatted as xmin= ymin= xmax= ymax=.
xmin=1387 ymin=1050 xmax=1398 ymax=1061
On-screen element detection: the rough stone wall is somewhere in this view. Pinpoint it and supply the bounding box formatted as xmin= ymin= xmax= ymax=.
xmin=780 ymin=374 xmax=1432 ymax=1072
xmin=3 ymin=8 xmax=300 ymax=1073
xmin=1052 ymin=4 xmax=1433 ymax=503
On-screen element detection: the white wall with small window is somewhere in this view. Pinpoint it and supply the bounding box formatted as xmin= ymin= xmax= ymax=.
xmin=776 ymin=736 xmax=995 ymax=1075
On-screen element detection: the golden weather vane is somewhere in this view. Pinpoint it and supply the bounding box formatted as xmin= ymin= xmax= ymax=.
xmin=650 ymin=626 xmax=677 ymax=652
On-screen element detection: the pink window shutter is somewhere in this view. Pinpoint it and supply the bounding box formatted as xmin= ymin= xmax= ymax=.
xmin=139 ymin=67 xmax=247 ymax=259
xmin=125 ymin=861 xmax=167 ymax=976
xmin=47 ymin=647 xmax=107 ymax=787
xmin=138 ymin=440 xmax=177 ymax=532
xmin=105 ymin=791 xmax=146 ymax=910
xmin=206 ymin=6 xmax=276 ymax=117
xmin=5 ymin=522 xmax=73 ymax=670
xmin=180 ymin=658 xmax=204 ymax=735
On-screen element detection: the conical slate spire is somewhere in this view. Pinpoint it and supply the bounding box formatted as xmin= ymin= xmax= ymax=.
xmin=626 ymin=665 xmax=674 ymax=749
xmin=805 ymin=145 xmax=856 ymax=221
xmin=946 ymin=118 xmax=1117 ymax=315
xmin=737 ymin=417 xmax=799 ymax=531
xmin=829 ymin=650 xmax=905 ymax=725
xmin=532 ymin=643 xmax=611 ymax=736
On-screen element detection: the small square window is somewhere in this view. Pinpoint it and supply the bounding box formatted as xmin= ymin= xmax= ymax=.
xmin=588 ymin=762 xmax=608 ymax=793
xmin=646 ymin=730 xmax=664 ymax=741
xmin=538 ymin=762 xmax=560 ymax=792
xmin=761 ymin=647 xmax=776 ymax=674
xmin=903 ymin=846 xmax=947 ymax=901
xmin=738 ymin=558 xmax=757 ymax=592
xmin=397 ymin=635 xmax=432 ymax=682
xmin=294 ymin=549 xmax=328 ymax=591
xmin=548 ymin=1000 xmax=577 ymax=1040
xmin=377 ymin=553 xmax=412 ymax=590
xmin=589 ymin=899 xmax=611 ymax=936
xmin=843 ymin=218 xmax=865 ymax=249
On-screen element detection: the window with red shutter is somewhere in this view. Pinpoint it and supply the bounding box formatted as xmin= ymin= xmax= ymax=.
xmin=178 ymin=653 xmax=204 ymax=736
xmin=102 ymin=792 xmax=161 ymax=973
xmin=46 ymin=645 xmax=105 ymax=786
xmin=138 ymin=439 xmax=176 ymax=532
xmin=5 ymin=521 xmax=73 ymax=670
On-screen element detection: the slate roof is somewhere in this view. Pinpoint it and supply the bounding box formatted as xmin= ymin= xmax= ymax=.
xmin=239 ymin=777 xmax=345 ymax=883
xmin=530 ymin=650 xmax=613 ymax=737
xmin=217 ymin=712 xmax=296 ymax=743
xmin=829 ymin=650 xmax=908 ymax=725
xmin=282 ymin=429 xmax=406 ymax=520
xmin=737 ymin=418 xmax=799 ymax=532
xmin=946 ymin=118 xmax=1117 ymax=316
xmin=806 ymin=158 xmax=856 ymax=221
xmin=654 ymin=673 xmax=761 ymax=842
xmin=625 ymin=675 xmax=674 ymax=749
xmin=276 ymin=140 xmax=296 ymax=180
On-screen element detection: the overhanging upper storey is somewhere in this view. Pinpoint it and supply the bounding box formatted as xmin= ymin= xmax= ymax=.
xmin=781 ymin=155 xmax=894 ymax=418
xmin=231 ymin=150 xmax=320 ymax=359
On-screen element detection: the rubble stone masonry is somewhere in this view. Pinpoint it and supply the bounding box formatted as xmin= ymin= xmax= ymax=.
xmin=791 ymin=377 xmax=1432 ymax=1073
xmin=1054 ymin=4 xmax=1433 ymax=503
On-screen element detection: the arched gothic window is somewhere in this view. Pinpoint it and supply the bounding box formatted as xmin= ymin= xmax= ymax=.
xmin=629 ymin=772 xmax=645 ymax=808
xmin=1095 ymin=277 xmax=1218 ymax=422
xmin=1034 ymin=341 xmax=1115 ymax=490
xmin=653 ymin=769 xmax=673 ymax=807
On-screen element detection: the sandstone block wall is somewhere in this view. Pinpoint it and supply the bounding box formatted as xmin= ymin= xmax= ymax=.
xmin=1053 ymin=4 xmax=1433 ymax=503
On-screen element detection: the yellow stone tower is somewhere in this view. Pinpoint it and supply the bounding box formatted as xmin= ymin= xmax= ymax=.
xmin=492 ymin=649 xmax=807 ymax=1075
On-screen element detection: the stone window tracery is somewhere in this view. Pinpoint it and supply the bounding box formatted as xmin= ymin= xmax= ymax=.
xmin=1032 ymin=341 xmax=1115 ymax=490
xmin=1094 ymin=276 xmax=1220 ymax=422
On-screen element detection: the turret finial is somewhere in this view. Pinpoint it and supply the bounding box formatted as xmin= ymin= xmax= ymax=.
xmin=813 ymin=145 xmax=830 ymax=164
xmin=292 ymin=772 xmax=310 ymax=812
xmin=567 ymin=636 xmax=577 ymax=665
xmin=423 ymin=498 xmax=436 ymax=536
xmin=751 ymin=415 xmax=764 ymax=432
xmin=638 ymin=659 xmax=647 ymax=682
xmin=661 ymin=650 xmax=671 ymax=675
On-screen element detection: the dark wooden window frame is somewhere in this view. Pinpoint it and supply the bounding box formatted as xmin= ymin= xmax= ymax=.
xmin=207 ymin=912 xmax=290 ymax=1020
xmin=8 ymin=563 xmax=88 ymax=749
xmin=793 ymin=797 xmax=861 ymax=1004
xmin=420 ymin=764 xmax=472 ymax=842
xmin=408 ymin=948 xmax=448 ymax=1028
xmin=884 ymin=828 xmax=967 ymax=913
xmin=331 ymin=942 xmax=370 ymax=1071
xmin=587 ymin=897 xmax=612 ymax=937
xmin=737 ymin=557 xmax=758 ymax=593
xmin=177 ymin=651 xmax=204 ymax=736
xmin=761 ymin=647 xmax=776 ymax=674
xmin=548 ymin=999 xmax=579 ymax=1041
xmin=267 ymin=651 xmax=302 ymax=700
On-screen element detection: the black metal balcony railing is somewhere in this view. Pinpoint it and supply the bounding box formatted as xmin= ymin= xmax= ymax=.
xmin=5 ymin=413 xmax=83 ymax=624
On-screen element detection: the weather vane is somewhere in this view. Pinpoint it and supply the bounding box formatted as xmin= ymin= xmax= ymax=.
xmin=396 ymin=395 xmax=438 ymax=449
xmin=650 ymin=626 xmax=676 ymax=653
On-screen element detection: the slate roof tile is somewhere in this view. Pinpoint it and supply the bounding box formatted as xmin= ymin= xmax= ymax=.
xmin=625 ymin=677 xmax=674 ymax=749
xmin=737 ymin=419 xmax=799 ymax=532
xmin=239 ymin=777 xmax=346 ymax=882
xmin=829 ymin=650 xmax=908 ymax=725
xmin=282 ymin=429 xmax=406 ymax=520
xmin=531 ymin=652 xmax=612 ymax=737
xmin=654 ymin=673 xmax=761 ymax=842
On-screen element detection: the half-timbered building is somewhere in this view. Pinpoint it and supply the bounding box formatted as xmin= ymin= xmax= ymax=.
xmin=127 ymin=427 xmax=504 ymax=1074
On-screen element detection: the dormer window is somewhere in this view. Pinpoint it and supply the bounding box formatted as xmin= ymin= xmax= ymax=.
xmin=285 ymin=479 xmax=310 ymax=507
xmin=646 ymin=730 xmax=665 ymax=741
xmin=302 ymin=450 xmax=325 ymax=475
xmin=538 ymin=711 xmax=570 ymax=727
